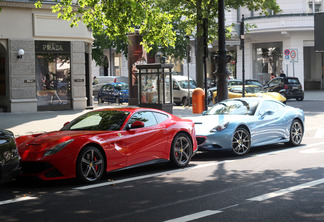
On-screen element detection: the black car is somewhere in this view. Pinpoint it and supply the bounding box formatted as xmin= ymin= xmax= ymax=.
xmin=0 ymin=129 xmax=20 ymax=183
xmin=264 ymin=76 xmax=304 ymax=101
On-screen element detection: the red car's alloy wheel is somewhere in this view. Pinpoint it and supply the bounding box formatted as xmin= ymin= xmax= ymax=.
xmin=76 ymin=146 xmax=105 ymax=183
xmin=170 ymin=133 xmax=192 ymax=168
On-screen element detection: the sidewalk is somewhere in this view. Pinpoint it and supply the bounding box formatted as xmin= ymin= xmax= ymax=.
xmin=0 ymin=102 xmax=201 ymax=137
xmin=0 ymin=90 xmax=323 ymax=136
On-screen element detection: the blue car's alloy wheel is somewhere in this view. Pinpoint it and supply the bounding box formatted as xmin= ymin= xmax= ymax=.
xmin=286 ymin=119 xmax=303 ymax=146
xmin=232 ymin=128 xmax=251 ymax=156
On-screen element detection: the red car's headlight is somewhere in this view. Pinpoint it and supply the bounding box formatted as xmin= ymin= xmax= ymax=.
xmin=43 ymin=139 xmax=74 ymax=157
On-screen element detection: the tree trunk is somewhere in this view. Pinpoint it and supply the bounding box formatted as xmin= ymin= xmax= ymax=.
xmin=195 ymin=0 xmax=204 ymax=89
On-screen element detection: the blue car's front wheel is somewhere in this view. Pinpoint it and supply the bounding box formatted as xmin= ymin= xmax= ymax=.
xmin=232 ymin=127 xmax=251 ymax=156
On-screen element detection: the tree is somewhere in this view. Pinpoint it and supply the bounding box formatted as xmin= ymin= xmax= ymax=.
xmin=155 ymin=0 xmax=280 ymax=88
xmin=35 ymin=0 xmax=280 ymax=87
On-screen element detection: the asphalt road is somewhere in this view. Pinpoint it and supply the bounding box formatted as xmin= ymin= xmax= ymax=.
xmin=1 ymin=100 xmax=324 ymax=222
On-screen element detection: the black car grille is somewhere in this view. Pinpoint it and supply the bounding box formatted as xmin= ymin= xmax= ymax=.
xmin=21 ymin=162 xmax=64 ymax=178
xmin=21 ymin=162 xmax=54 ymax=174
xmin=196 ymin=137 xmax=206 ymax=145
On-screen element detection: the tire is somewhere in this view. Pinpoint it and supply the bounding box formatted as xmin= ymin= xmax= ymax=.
xmin=280 ymin=92 xmax=286 ymax=99
xmin=182 ymin=97 xmax=188 ymax=106
xmin=285 ymin=119 xmax=303 ymax=146
xmin=296 ymin=97 xmax=304 ymax=101
xmin=76 ymin=146 xmax=105 ymax=183
xmin=170 ymin=133 xmax=193 ymax=168
xmin=232 ymin=127 xmax=251 ymax=156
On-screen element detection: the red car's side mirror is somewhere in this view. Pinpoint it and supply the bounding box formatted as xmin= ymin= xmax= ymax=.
xmin=130 ymin=121 xmax=145 ymax=129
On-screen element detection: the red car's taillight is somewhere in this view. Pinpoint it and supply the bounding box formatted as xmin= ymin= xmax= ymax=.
xmin=284 ymin=85 xmax=288 ymax=89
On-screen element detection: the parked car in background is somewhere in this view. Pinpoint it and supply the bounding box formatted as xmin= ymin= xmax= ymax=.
xmin=245 ymin=79 xmax=263 ymax=87
xmin=93 ymin=76 xmax=128 ymax=98
xmin=16 ymin=107 xmax=197 ymax=183
xmin=264 ymin=76 xmax=304 ymax=101
xmin=172 ymin=75 xmax=197 ymax=106
xmin=97 ymin=82 xmax=129 ymax=104
xmin=0 ymin=129 xmax=20 ymax=183
xmin=212 ymin=85 xmax=286 ymax=104
xmin=208 ymin=79 xmax=264 ymax=104
xmin=187 ymin=97 xmax=304 ymax=156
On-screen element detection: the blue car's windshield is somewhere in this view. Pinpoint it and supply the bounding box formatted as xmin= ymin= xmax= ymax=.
xmin=204 ymin=99 xmax=259 ymax=116
xmin=114 ymin=83 xmax=129 ymax=91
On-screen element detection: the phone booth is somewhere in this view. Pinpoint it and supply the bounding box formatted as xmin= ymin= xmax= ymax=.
xmin=136 ymin=63 xmax=174 ymax=114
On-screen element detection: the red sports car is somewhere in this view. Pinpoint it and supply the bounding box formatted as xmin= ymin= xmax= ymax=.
xmin=16 ymin=107 xmax=197 ymax=183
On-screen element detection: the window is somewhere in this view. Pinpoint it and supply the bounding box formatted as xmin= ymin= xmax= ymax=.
xmin=127 ymin=111 xmax=157 ymax=128
xmin=253 ymin=42 xmax=283 ymax=85
xmin=309 ymin=1 xmax=322 ymax=13
xmin=35 ymin=41 xmax=72 ymax=111
xmin=258 ymin=101 xmax=281 ymax=115
xmin=153 ymin=112 xmax=168 ymax=124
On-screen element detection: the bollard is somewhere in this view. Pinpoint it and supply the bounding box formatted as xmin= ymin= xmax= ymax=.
xmin=192 ymin=88 xmax=205 ymax=114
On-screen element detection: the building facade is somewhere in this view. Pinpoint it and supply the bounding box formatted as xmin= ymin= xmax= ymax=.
xmin=0 ymin=1 xmax=93 ymax=113
xmin=234 ymin=0 xmax=324 ymax=90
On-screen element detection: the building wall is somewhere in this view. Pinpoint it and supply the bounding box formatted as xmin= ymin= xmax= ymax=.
xmin=0 ymin=1 xmax=93 ymax=112
xmin=234 ymin=0 xmax=322 ymax=90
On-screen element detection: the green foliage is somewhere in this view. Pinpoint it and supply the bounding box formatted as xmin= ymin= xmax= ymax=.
xmin=33 ymin=0 xmax=280 ymax=66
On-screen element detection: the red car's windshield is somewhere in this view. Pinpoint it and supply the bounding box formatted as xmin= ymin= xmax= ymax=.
xmin=61 ymin=110 xmax=130 ymax=131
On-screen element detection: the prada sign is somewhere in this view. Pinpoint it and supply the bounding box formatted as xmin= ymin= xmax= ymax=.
xmin=35 ymin=41 xmax=70 ymax=53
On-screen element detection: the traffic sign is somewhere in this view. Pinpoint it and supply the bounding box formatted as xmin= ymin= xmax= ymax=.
xmin=290 ymin=49 xmax=298 ymax=62
xmin=284 ymin=49 xmax=290 ymax=56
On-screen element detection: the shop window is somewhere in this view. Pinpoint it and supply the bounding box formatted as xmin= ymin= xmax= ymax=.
xmin=35 ymin=41 xmax=72 ymax=111
xmin=253 ymin=42 xmax=282 ymax=85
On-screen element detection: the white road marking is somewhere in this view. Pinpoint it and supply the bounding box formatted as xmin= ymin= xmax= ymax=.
xmin=247 ymin=178 xmax=324 ymax=202
xmin=164 ymin=210 xmax=222 ymax=222
xmin=0 ymin=196 xmax=38 ymax=206
xmin=314 ymin=128 xmax=324 ymax=138
xmin=300 ymin=148 xmax=324 ymax=153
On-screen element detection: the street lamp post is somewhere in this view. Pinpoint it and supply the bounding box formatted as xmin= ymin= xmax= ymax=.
xmin=241 ymin=14 xmax=245 ymax=97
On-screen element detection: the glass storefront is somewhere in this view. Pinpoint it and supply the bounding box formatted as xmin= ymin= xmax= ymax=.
xmin=35 ymin=41 xmax=72 ymax=111
xmin=253 ymin=42 xmax=283 ymax=84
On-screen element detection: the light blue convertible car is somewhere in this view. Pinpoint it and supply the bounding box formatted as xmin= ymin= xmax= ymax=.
xmin=188 ymin=97 xmax=304 ymax=156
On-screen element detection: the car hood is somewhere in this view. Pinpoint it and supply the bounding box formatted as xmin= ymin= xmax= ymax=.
xmin=16 ymin=130 xmax=115 ymax=154
xmin=187 ymin=115 xmax=247 ymax=134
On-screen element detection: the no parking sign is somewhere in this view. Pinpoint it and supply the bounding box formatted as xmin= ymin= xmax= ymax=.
xmin=284 ymin=48 xmax=298 ymax=62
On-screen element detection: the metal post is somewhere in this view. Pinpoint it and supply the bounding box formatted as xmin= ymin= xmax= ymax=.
xmin=241 ymin=15 xmax=245 ymax=97
xmin=203 ymin=18 xmax=208 ymax=111
xmin=186 ymin=36 xmax=191 ymax=107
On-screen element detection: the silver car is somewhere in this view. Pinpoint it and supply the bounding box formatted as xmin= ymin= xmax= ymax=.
xmin=187 ymin=97 xmax=304 ymax=156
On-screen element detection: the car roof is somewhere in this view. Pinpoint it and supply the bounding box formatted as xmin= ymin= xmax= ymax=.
xmin=91 ymin=107 xmax=171 ymax=115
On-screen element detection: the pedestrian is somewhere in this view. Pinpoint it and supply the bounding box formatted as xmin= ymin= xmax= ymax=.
xmin=270 ymin=73 xmax=276 ymax=79
xmin=92 ymin=76 xmax=98 ymax=85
